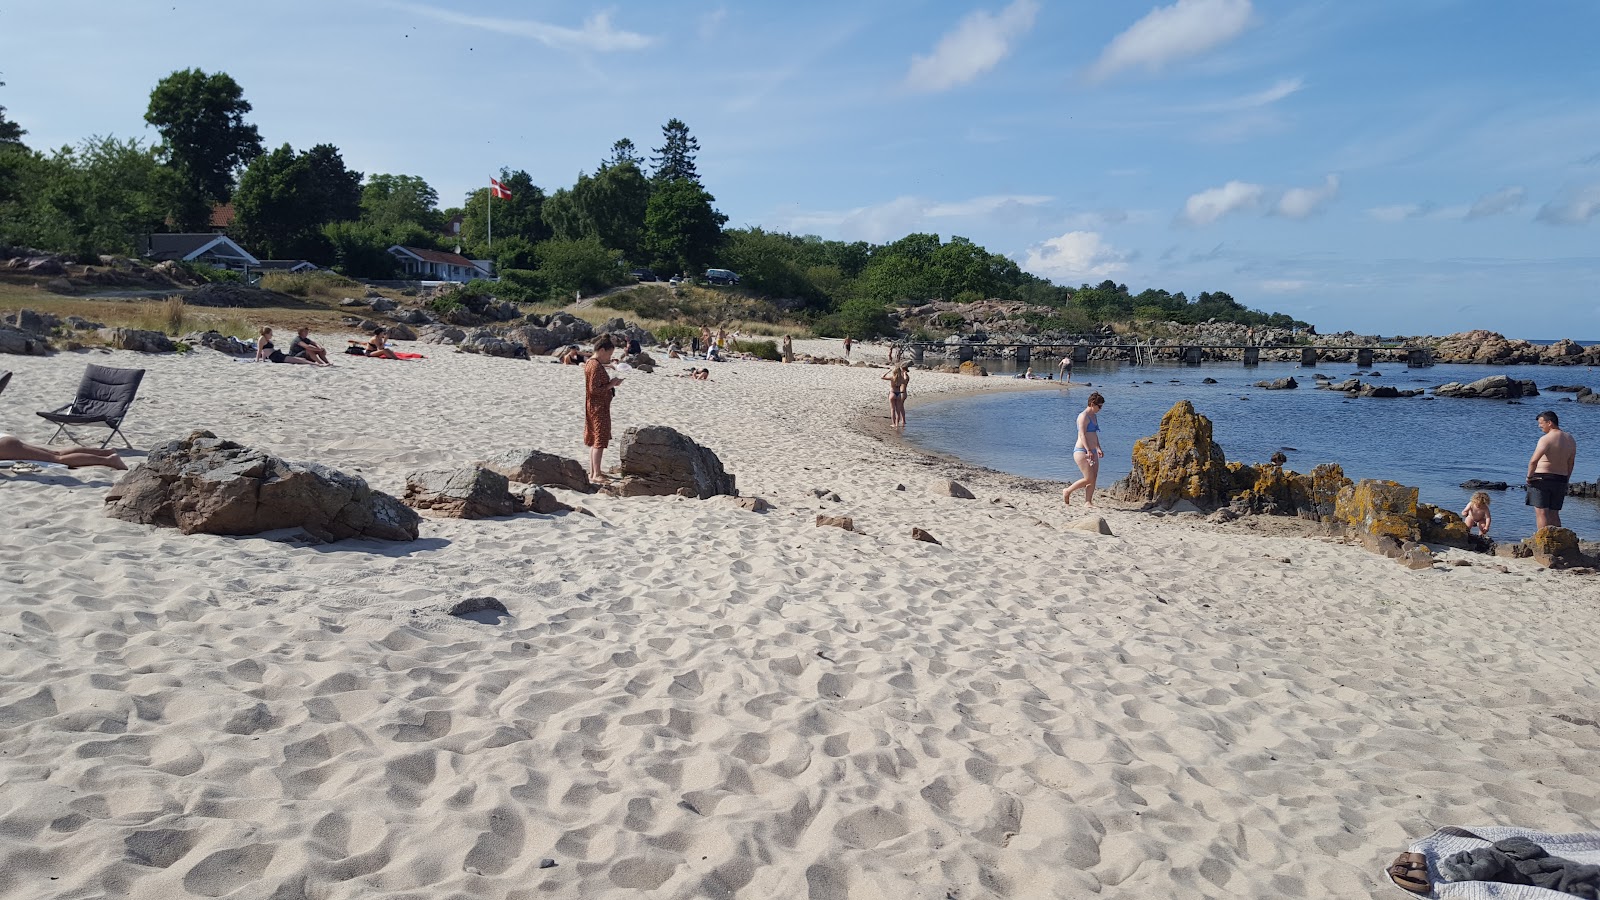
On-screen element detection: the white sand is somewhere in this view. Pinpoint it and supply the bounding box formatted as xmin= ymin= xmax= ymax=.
xmin=2 ymin=338 xmax=1598 ymax=899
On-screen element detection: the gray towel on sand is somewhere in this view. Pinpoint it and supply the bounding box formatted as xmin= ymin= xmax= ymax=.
xmin=1439 ymin=837 xmax=1600 ymax=899
xmin=1404 ymin=828 xmax=1600 ymax=899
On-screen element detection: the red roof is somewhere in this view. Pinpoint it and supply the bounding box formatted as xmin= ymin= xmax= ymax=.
xmin=398 ymin=246 xmax=481 ymax=268
xmin=209 ymin=202 xmax=236 ymax=228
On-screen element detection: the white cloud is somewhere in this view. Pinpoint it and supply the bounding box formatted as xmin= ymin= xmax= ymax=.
xmin=1259 ymin=279 xmax=1309 ymax=292
xmin=1537 ymin=183 xmax=1600 ymax=225
xmin=773 ymin=194 xmax=1052 ymax=243
xmin=905 ymin=0 xmax=1040 ymax=92
xmin=1191 ymin=77 xmax=1303 ymax=113
xmin=1088 ymin=0 xmax=1254 ymax=81
xmin=1466 ymin=186 xmax=1525 ymax=219
xmin=1022 ymin=231 xmax=1130 ymax=281
xmin=1368 ymin=203 xmax=1426 ymax=222
xmin=1276 ymin=174 xmax=1339 ymax=218
xmin=398 ymin=4 xmax=653 ymax=51
xmin=1182 ymin=180 xmax=1264 ymax=225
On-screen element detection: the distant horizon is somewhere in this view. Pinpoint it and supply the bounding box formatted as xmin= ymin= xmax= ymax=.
xmin=2 ymin=0 xmax=1596 ymax=336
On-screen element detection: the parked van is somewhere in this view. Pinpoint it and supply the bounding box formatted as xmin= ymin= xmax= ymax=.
xmin=704 ymin=268 xmax=740 ymax=285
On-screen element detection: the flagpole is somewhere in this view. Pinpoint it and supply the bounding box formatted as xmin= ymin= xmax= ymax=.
xmin=487 ymin=182 xmax=493 ymax=249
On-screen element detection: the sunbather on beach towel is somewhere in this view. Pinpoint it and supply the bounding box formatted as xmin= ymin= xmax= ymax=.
xmin=365 ymin=328 xmax=399 ymax=359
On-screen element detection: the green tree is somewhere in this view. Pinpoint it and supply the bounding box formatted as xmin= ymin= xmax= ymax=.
xmin=11 ymin=137 xmax=175 ymax=260
xmin=722 ymin=227 xmax=827 ymax=306
xmin=534 ymin=236 xmax=625 ymax=296
xmin=0 ymin=77 xmax=25 ymax=147
xmin=644 ymin=178 xmax=726 ymax=275
xmin=234 ymin=143 xmax=324 ymax=261
xmin=459 ymin=169 xmax=549 ymax=249
xmin=144 ymin=68 xmax=263 ymax=225
xmin=361 ymin=173 xmax=441 ymax=232
xmin=650 ymin=118 xmax=701 ymax=186
xmin=605 ymin=138 xmax=643 ymax=169
xmin=321 ymin=220 xmax=418 ymax=278
xmin=544 ymin=159 xmax=651 ymax=261
xmin=302 ymin=143 xmax=362 ymax=224
xmin=856 ymin=232 xmax=942 ymax=303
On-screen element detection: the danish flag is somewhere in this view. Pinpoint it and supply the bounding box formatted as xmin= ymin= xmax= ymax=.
xmin=490 ymin=178 xmax=511 ymax=200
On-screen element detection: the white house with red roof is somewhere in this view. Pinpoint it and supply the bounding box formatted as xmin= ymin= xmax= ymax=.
xmin=386 ymin=246 xmax=494 ymax=282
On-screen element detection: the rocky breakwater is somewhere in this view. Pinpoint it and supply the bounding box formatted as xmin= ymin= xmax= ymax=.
xmin=1112 ymin=401 xmax=1476 ymax=567
xmin=1429 ymin=330 xmax=1598 ymax=366
xmin=105 ymin=431 xmax=419 ymax=541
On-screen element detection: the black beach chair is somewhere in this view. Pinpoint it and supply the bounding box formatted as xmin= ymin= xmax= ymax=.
xmin=36 ymin=364 xmax=145 ymax=448
xmin=0 ymin=370 xmax=11 ymax=398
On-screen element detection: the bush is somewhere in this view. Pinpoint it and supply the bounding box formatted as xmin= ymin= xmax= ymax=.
xmin=259 ymin=270 xmax=360 ymax=299
xmin=175 ymin=260 xmax=241 ymax=283
xmin=496 ymin=268 xmax=549 ymax=304
xmin=731 ymin=338 xmax=780 ymax=361
xmin=815 ymin=297 xmax=895 ymax=339
xmin=654 ymin=324 xmax=697 ymax=344
xmin=427 ymin=294 xmax=462 ymax=315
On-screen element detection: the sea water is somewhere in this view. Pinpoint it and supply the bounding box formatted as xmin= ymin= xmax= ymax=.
xmin=902 ymin=359 xmax=1600 ymax=540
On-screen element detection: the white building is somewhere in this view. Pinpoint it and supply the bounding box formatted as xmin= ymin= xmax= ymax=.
xmin=387 ymin=246 xmax=494 ymax=282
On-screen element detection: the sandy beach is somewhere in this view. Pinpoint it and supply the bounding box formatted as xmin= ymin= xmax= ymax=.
xmin=3 ymin=338 xmax=1599 ymax=899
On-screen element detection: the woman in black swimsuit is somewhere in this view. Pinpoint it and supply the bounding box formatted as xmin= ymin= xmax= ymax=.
xmin=256 ymin=327 xmax=314 ymax=365
xmin=881 ymin=364 xmax=910 ymax=427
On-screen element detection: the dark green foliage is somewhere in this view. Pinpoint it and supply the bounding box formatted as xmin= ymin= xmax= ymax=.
xmin=534 ymin=237 xmax=626 ymax=297
xmin=427 ymin=293 xmax=462 ymax=315
xmin=320 ymin=220 xmax=409 ymax=278
xmin=0 ymin=77 xmax=25 ymax=147
xmin=460 ymin=168 xmax=550 ymax=249
xmin=174 ymin=260 xmax=242 ymax=283
xmin=644 ymin=179 xmax=726 ymax=274
xmin=144 ymin=69 xmax=263 ymax=225
xmin=494 ymin=268 xmax=549 ymax=303
xmin=650 ymin=118 xmax=700 ymax=186
xmin=544 ymin=160 xmax=651 ymax=262
xmin=233 ymin=143 xmax=341 ymax=261
xmin=814 ymin=297 xmax=895 ymax=339
xmin=361 ymin=173 xmax=442 ymax=232
xmin=731 ymin=338 xmax=780 ymax=360
xmin=654 ymin=324 xmax=698 ymax=343
xmin=0 ymin=137 xmax=176 ymax=259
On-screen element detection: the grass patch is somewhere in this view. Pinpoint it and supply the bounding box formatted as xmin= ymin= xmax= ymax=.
xmin=730 ymin=339 xmax=780 ymax=361
xmin=259 ymin=271 xmax=364 ymax=302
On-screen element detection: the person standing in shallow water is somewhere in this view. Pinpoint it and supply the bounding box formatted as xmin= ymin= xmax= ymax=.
xmin=1063 ymin=392 xmax=1105 ymax=507
xmin=583 ymin=336 xmax=624 ymax=483
xmin=1527 ymin=409 xmax=1576 ymax=530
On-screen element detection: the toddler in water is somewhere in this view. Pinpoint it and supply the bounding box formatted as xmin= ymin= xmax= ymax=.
xmin=1461 ymin=491 xmax=1492 ymax=537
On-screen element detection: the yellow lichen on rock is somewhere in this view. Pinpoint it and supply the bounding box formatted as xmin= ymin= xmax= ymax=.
xmin=1527 ymin=526 xmax=1580 ymax=567
xmin=1418 ymin=503 xmax=1471 ymax=545
xmin=1112 ymin=401 xmax=1231 ymax=507
xmin=1335 ymin=479 xmax=1421 ymax=542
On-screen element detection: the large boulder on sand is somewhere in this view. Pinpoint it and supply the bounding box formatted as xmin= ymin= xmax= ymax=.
xmin=1110 ymin=401 xmax=1231 ymax=508
xmin=0 ymin=325 xmax=50 ymax=356
xmin=479 ymin=448 xmax=593 ymax=493
xmin=98 ymin=327 xmax=175 ymax=353
xmin=614 ymin=425 xmax=737 ymax=499
xmin=105 ymin=431 xmax=419 ymax=541
xmin=404 ymin=467 xmax=518 ymax=519
xmin=1334 ymin=479 xmax=1421 ymax=543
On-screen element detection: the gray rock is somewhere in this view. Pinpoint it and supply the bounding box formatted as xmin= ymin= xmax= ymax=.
xmin=614 ymin=425 xmax=736 ymax=499
xmin=391 ymin=307 xmax=433 ymax=325
xmin=1434 ymin=375 xmax=1538 ymax=400
xmin=3 ymin=309 xmax=58 ymax=333
xmin=384 ymin=324 xmax=418 ymax=342
xmin=180 ymin=330 xmax=253 ymax=355
xmin=479 ymin=448 xmax=593 ymax=493
xmin=104 ymin=431 xmax=419 ymax=541
xmin=339 ymin=297 xmax=369 ymax=307
xmin=64 ymin=315 xmax=103 ymax=330
xmin=419 ymin=324 xmax=466 ymax=345
xmin=26 ymin=257 xmax=67 ymax=276
xmin=0 ymin=325 xmax=50 ymax=355
xmin=933 ymin=479 xmax=976 ymax=500
xmin=911 ymin=527 xmax=941 ymax=545
xmin=516 ymin=485 xmax=572 ymax=515
xmin=1253 ymin=376 xmax=1298 ymax=390
xmin=816 ymin=515 xmax=854 ymax=531
xmin=404 ymin=467 xmax=518 ymax=519
xmin=460 ymin=330 xmax=526 ymax=358
xmin=368 ymin=297 xmax=399 ymax=313
xmin=1066 ymin=515 xmax=1114 ymax=535
xmin=98 ymin=328 xmax=175 ymax=353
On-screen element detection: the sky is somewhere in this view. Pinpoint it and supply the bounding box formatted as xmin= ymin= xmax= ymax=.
xmin=2 ymin=0 xmax=1598 ymax=336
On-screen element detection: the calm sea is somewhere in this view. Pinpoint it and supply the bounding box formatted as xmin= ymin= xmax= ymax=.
xmin=903 ymin=359 xmax=1600 ymax=540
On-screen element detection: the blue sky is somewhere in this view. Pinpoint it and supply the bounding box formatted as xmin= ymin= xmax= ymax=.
xmin=3 ymin=0 xmax=1598 ymax=336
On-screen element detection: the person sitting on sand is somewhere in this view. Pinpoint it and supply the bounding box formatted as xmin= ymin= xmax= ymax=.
xmin=0 ymin=433 xmax=126 ymax=470
xmin=365 ymin=328 xmax=399 ymax=360
xmin=692 ymin=367 xmax=711 ymax=381
xmin=256 ymin=328 xmax=315 ymax=365
xmin=289 ymin=327 xmax=332 ymax=366
xmin=1063 ymin=392 xmax=1106 ymax=507
xmin=1461 ymin=491 xmax=1492 ymax=537
xmin=559 ymin=345 xmax=586 ymax=366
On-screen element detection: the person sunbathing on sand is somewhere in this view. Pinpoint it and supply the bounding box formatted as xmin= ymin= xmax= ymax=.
xmin=0 ymin=433 xmax=126 ymax=470
xmin=365 ymin=328 xmax=399 ymax=359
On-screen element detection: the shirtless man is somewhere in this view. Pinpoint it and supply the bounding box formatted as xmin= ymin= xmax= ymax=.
xmin=1058 ymin=354 xmax=1074 ymax=383
xmin=1527 ymin=410 xmax=1577 ymax=530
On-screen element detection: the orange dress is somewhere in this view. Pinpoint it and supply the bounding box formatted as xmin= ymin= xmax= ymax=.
xmin=583 ymin=357 xmax=612 ymax=448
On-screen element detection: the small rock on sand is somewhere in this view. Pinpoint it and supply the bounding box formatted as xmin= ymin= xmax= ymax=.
xmin=1067 ymin=516 xmax=1114 ymax=536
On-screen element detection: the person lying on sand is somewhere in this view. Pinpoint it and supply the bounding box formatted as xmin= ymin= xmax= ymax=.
xmin=0 ymin=433 xmax=126 ymax=470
